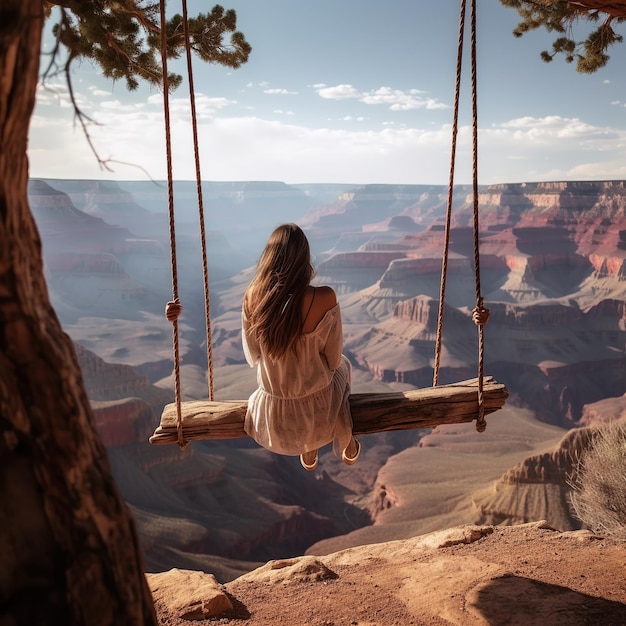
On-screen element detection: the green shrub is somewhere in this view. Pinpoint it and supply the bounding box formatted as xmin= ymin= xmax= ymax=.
xmin=568 ymin=421 xmax=626 ymax=539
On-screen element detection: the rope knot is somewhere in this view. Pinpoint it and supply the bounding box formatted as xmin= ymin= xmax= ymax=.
xmin=472 ymin=304 xmax=489 ymax=327
xmin=165 ymin=299 xmax=183 ymax=322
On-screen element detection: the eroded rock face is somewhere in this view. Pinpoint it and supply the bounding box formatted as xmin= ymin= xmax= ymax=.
xmin=27 ymin=178 xmax=626 ymax=577
xmin=75 ymin=342 xmax=170 ymax=404
xmin=73 ymin=342 xmax=172 ymax=446
xmin=28 ymin=179 xmax=132 ymax=251
xmin=317 ymin=182 xmax=626 ymax=425
xmin=92 ymin=398 xmax=155 ymax=447
xmin=473 ymin=425 xmax=596 ymax=530
xmin=578 ymin=392 xmax=626 ymax=426
xmin=347 ymin=295 xmax=625 ymax=424
xmin=499 ymin=427 xmax=593 ymax=486
xmin=74 ymin=340 xmax=370 ymax=577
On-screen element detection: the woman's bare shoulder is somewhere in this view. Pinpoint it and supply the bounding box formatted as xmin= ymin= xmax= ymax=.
xmin=315 ymin=285 xmax=337 ymax=309
xmin=302 ymin=285 xmax=338 ymax=333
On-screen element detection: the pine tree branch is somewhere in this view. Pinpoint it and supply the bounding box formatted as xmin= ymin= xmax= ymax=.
xmin=40 ymin=1 xmax=251 ymax=174
xmin=501 ymin=0 xmax=624 ymax=72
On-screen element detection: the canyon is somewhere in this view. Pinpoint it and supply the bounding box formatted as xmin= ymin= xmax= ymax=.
xmin=28 ymin=177 xmax=626 ymax=581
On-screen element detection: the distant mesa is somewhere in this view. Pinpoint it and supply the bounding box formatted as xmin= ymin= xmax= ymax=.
xmin=24 ymin=177 xmax=626 ymax=579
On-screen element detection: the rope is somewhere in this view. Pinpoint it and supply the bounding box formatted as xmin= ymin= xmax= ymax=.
xmin=181 ymin=0 xmax=215 ymax=401
xmin=159 ymin=0 xmax=186 ymax=449
xmin=433 ymin=0 xmax=466 ymax=387
xmin=433 ymin=0 xmax=489 ymax=432
xmin=470 ymin=0 xmax=489 ymax=433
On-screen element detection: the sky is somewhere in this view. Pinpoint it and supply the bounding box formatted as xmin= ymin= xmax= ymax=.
xmin=29 ymin=1 xmax=626 ymax=186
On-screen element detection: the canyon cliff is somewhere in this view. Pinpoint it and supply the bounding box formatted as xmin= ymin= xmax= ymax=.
xmin=28 ymin=178 xmax=626 ymax=580
xmin=299 ymin=181 xmax=626 ymax=425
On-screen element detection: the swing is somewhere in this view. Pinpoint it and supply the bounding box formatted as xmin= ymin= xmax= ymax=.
xmin=149 ymin=0 xmax=508 ymax=448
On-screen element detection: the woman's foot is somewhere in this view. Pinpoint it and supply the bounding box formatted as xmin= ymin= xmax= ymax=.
xmin=342 ymin=437 xmax=361 ymax=465
xmin=300 ymin=450 xmax=318 ymax=471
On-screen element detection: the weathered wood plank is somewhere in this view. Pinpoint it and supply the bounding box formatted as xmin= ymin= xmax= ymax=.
xmin=149 ymin=377 xmax=508 ymax=445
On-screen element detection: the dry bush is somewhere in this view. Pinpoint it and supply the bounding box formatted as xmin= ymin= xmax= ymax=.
xmin=568 ymin=421 xmax=626 ymax=539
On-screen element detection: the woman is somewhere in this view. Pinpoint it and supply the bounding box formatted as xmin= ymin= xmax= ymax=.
xmin=241 ymin=223 xmax=360 ymax=471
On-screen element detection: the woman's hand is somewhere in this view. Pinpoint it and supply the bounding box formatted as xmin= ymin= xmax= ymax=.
xmin=165 ymin=299 xmax=182 ymax=322
xmin=472 ymin=305 xmax=489 ymax=326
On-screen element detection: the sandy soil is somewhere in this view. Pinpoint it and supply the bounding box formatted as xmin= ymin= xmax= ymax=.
xmin=151 ymin=522 xmax=626 ymax=626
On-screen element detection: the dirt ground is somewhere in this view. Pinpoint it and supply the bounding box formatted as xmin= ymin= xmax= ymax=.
xmin=151 ymin=522 xmax=626 ymax=626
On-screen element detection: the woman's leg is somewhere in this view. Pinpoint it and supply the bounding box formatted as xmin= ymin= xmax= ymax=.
xmin=300 ymin=449 xmax=318 ymax=471
xmin=342 ymin=437 xmax=360 ymax=465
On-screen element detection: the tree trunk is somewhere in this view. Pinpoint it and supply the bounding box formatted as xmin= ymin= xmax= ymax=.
xmin=567 ymin=1 xmax=626 ymax=18
xmin=0 ymin=2 xmax=157 ymax=623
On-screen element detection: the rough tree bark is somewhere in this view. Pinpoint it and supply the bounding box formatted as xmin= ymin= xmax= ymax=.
xmin=567 ymin=1 xmax=626 ymax=18
xmin=0 ymin=1 xmax=157 ymax=623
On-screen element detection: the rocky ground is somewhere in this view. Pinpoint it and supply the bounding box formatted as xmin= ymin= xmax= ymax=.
xmin=149 ymin=522 xmax=626 ymax=626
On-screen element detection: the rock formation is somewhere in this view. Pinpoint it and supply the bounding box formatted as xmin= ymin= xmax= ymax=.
xmin=27 ymin=178 xmax=626 ymax=581
xmin=301 ymin=181 xmax=626 ymax=425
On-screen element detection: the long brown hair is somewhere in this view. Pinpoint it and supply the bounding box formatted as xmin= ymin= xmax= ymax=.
xmin=243 ymin=223 xmax=315 ymax=360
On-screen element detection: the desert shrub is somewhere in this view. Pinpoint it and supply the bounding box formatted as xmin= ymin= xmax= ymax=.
xmin=568 ymin=421 xmax=626 ymax=539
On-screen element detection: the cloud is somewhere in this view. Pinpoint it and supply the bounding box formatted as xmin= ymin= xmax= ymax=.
xmin=361 ymin=87 xmax=447 ymax=111
xmin=28 ymin=88 xmax=626 ymax=187
xmin=476 ymin=116 xmax=626 ymax=184
xmin=36 ymin=81 xmax=90 ymax=110
xmin=145 ymin=93 xmax=235 ymax=112
xmin=315 ymin=84 xmax=361 ymax=100
xmin=88 ymin=86 xmax=113 ymax=97
xmin=28 ymin=102 xmax=455 ymax=183
xmin=264 ymin=88 xmax=299 ymax=95
xmin=495 ymin=115 xmax=621 ymax=144
xmin=314 ymin=84 xmax=448 ymax=111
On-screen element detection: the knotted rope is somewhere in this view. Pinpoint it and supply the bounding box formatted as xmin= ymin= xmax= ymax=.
xmin=181 ymin=0 xmax=215 ymax=402
xmin=161 ymin=0 xmax=218 ymax=450
xmin=159 ymin=0 xmax=186 ymax=449
xmin=433 ymin=0 xmax=489 ymax=432
xmin=433 ymin=0 xmax=466 ymax=389
xmin=469 ymin=0 xmax=489 ymax=432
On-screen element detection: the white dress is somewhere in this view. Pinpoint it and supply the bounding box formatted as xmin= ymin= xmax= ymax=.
xmin=242 ymin=303 xmax=353 ymax=457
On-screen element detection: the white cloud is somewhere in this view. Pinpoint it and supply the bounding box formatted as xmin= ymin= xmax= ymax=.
xmin=497 ymin=115 xmax=621 ymax=143
xmin=28 ymin=86 xmax=626 ymax=187
xmin=362 ymin=87 xmax=447 ymax=111
xmin=316 ymin=84 xmax=361 ymax=100
xmin=264 ymin=88 xmax=298 ymax=95
xmin=315 ymin=84 xmax=448 ymax=111
xmin=88 ymin=86 xmax=113 ymax=97
xmin=99 ymin=99 xmax=141 ymax=112
xmin=36 ymin=81 xmax=91 ymax=110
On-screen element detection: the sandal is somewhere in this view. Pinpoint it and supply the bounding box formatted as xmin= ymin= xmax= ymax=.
xmin=300 ymin=451 xmax=318 ymax=472
xmin=342 ymin=438 xmax=361 ymax=465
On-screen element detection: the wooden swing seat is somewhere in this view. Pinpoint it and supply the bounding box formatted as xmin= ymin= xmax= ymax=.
xmin=149 ymin=376 xmax=508 ymax=445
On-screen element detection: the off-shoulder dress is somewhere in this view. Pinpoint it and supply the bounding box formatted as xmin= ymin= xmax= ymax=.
xmin=242 ymin=302 xmax=353 ymax=457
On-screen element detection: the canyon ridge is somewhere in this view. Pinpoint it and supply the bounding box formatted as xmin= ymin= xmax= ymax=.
xmin=28 ymin=178 xmax=626 ymax=587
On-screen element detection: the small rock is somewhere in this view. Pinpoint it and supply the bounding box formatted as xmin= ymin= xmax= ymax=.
xmin=147 ymin=568 xmax=233 ymax=621
xmin=417 ymin=524 xmax=494 ymax=549
xmin=237 ymin=555 xmax=339 ymax=584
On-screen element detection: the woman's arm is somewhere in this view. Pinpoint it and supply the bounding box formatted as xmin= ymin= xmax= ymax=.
xmin=241 ymin=312 xmax=261 ymax=366
xmin=318 ymin=288 xmax=343 ymax=370
xmin=323 ymin=308 xmax=343 ymax=370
